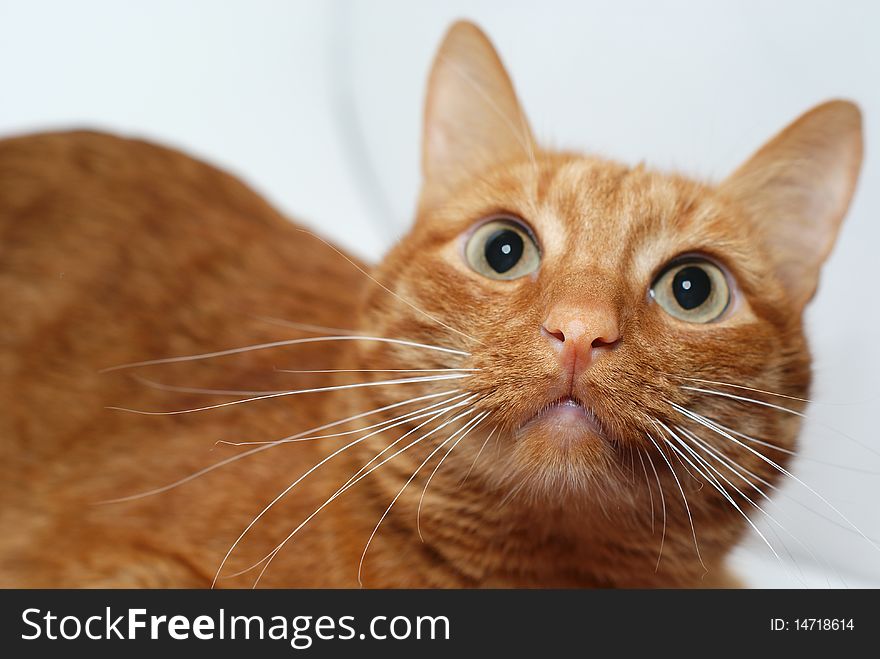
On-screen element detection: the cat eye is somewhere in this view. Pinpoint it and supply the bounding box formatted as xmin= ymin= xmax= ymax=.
xmin=464 ymin=217 xmax=541 ymax=280
xmin=650 ymin=258 xmax=730 ymax=323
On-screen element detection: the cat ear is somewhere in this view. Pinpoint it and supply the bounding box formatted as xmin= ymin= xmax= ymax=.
xmin=720 ymin=100 xmax=863 ymax=309
xmin=421 ymin=21 xmax=535 ymax=202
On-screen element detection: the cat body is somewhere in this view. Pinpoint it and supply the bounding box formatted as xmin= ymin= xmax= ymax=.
xmin=0 ymin=22 xmax=862 ymax=587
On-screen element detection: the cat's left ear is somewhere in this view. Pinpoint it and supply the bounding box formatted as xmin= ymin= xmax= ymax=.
xmin=720 ymin=100 xmax=863 ymax=309
xmin=420 ymin=21 xmax=535 ymax=207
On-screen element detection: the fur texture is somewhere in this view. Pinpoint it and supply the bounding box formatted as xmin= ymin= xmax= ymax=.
xmin=0 ymin=21 xmax=863 ymax=587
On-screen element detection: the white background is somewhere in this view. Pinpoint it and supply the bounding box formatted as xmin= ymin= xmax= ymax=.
xmin=1 ymin=0 xmax=878 ymax=587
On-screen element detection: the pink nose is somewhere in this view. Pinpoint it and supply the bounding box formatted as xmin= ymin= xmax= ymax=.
xmin=541 ymin=303 xmax=620 ymax=375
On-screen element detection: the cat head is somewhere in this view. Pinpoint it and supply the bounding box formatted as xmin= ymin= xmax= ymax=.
xmin=353 ymin=21 xmax=862 ymax=518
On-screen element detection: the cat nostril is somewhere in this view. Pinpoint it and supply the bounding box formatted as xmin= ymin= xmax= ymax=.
xmin=591 ymin=335 xmax=618 ymax=349
xmin=542 ymin=326 xmax=565 ymax=343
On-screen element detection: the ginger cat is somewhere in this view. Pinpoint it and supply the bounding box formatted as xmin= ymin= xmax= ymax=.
xmin=0 ymin=21 xmax=862 ymax=588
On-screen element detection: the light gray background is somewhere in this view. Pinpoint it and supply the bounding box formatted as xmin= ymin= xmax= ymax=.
xmin=1 ymin=0 xmax=877 ymax=587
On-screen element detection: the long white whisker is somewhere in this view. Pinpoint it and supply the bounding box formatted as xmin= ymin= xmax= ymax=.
xmin=215 ymin=392 xmax=471 ymax=447
xmin=682 ymin=386 xmax=805 ymax=416
xmin=133 ymin=375 xmax=295 ymax=397
xmin=334 ymin=394 xmax=481 ymax=494
xmin=102 ymin=335 xmax=470 ymax=372
xmin=676 ymin=425 xmax=775 ymax=494
xmin=673 ymin=374 xmax=874 ymax=406
xmin=667 ymin=425 xmax=817 ymax=587
xmin=676 ymin=407 xmax=880 ymax=543
xmin=250 ymin=404 xmax=482 ymax=588
xmin=217 ymin=400 xmax=475 ymax=583
xmin=275 ymin=367 xmax=479 ymax=375
xmin=98 ymin=390 xmax=460 ymax=505
xmin=682 ymin=385 xmax=880 ymax=460
xmin=636 ymin=449 xmax=655 ymax=534
xmin=681 ymin=426 xmax=878 ymax=539
xmin=108 ymin=373 xmax=469 ymax=416
xmin=667 ymin=440 xmax=704 ymax=486
xmin=672 ymin=376 xmax=814 ymax=403
xmin=678 ymin=424 xmax=839 ymax=587
xmin=659 ymin=421 xmax=778 ymax=560
xmin=646 ymin=427 xmax=707 ymax=573
xmin=296 ymin=229 xmax=485 ymax=347
xmin=417 ymin=413 xmax=490 ymax=541
xmin=692 ymin=415 xmax=879 ymax=475
xmin=460 ymin=424 xmax=498 ymax=487
xmin=644 ymin=449 xmax=667 ymax=571
xmin=672 ymin=402 xmax=880 ymax=554
xmin=249 ymin=316 xmax=361 ymax=336
xmin=721 ymin=427 xmax=797 ymax=456
xmin=360 ymin=412 xmax=489 ymax=584
xmin=213 ymin=396 xmax=475 ymax=588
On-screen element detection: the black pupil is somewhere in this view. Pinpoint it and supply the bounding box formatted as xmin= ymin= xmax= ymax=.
xmin=672 ymin=266 xmax=711 ymax=310
xmin=484 ymin=229 xmax=524 ymax=273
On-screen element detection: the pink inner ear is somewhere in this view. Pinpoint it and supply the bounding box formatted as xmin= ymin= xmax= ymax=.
xmin=719 ymin=100 xmax=862 ymax=308
xmin=421 ymin=21 xmax=535 ymax=197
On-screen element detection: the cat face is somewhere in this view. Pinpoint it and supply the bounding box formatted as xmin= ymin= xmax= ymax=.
xmin=354 ymin=23 xmax=861 ymax=517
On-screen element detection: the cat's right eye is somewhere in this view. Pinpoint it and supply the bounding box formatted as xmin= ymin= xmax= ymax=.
xmin=464 ymin=217 xmax=541 ymax=280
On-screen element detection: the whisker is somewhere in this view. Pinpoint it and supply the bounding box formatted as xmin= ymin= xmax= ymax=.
xmin=643 ymin=449 xmax=667 ymax=571
xmin=681 ymin=385 xmax=880 ymax=460
xmin=692 ymin=415 xmax=879 ymax=475
xmin=417 ymin=413 xmax=490 ymax=541
xmin=296 ymin=229 xmax=485 ymax=347
xmin=682 ymin=385 xmax=805 ymax=416
xmin=249 ymin=403 xmax=482 ymax=588
xmin=682 ymin=422 xmax=840 ymax=530
xmin=497 ymin=478 xmax=529 ymax=509
xmin=660 ymin=422 xmax=779 ymax=561
xmin=636 ymin=449 xmax=655 ymax=534
xmin=360 ymin=411 xmax=489 ymax=584
xmin=98 ymin=389 xmax=460 ymax=504
xmin=133 ymin=375 xmax=294 ymax=397
xmin=678 ymin=424 xmax=839 ymax=586
xmin=214 ymin=396 xmax=476 ymax=588
xmin=101 ymin=335 xmax=470 ymax=372
xmin=672 ymin=403 xmax=880 ymax=554
xmin=671 ymin=374 xmax=873 ymax=406
xmin=214 ymin=392 xmax=471 ymax=447
xmin=274 ymin=367 xmax=479 ymax=375
xmin=666 ymin=429 xmax=814 ymax=588
xmin=676 ymin=425 xmax=775 ymax=494
xmin=671 ymin=376 xmax=815 ymax=403
xmin=667 ymin=425 xmax=818 ymax=588
xmin=628 ymin=444 xmax=636 ymax=487
xmin=645 ymin=425 xmax=707 ymax=573
xmin=249 ymin=315 xmax=361 ymax=336
xmin=108 ymin=373 xmax=469 ymax=416
xmin=668 ymin=441 xmax=704 ymax=487
xmin=459 ymin=424 xmax=498 ymax=487
xmin=722 ymin=428 xmax=797 ymax=457
xmin=216 ymin=401 xmax=474 ymax=583
xmin=333 ymin=394 xmax=481 ymax=494
xmin=677 ymin=410 xmax=880 ymax=540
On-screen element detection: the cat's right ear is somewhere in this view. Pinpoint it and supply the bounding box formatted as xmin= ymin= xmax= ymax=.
xmin=420 ymin=21 xmax=535 ymax=207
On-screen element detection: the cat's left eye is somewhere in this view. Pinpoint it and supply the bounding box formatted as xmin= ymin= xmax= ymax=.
xmin=650 ymin=258 xmax=730 ymax=323
xmin=464 ymin=217 xmax=541 ymax=280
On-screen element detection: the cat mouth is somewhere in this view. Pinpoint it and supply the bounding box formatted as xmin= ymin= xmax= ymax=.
xmin=517 ymin=395 xmax=607 ymax=445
